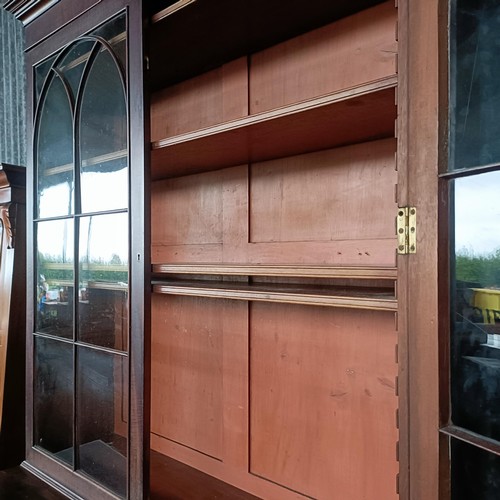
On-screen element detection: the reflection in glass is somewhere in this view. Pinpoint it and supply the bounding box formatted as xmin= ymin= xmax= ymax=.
xmin=90 ymin=12 xmax=127 ymax=70
xmin=77 ymin=346 xmax=128 ymax=498
xmin=79 ymin=44 xmax=127 ymax=214
xmin=35 ymin=55 xmax=57 ymax=102
xmin=36 ymin=219 xmax=74 ymax=339
xmin=452 ymin=171 xmax=500 ymax=441
xmin=37 ymin=75 xmax=74 ymax=218
xmin=34 ymin=337 xmax=73 ymax=465
xmin=452 ymin=439 xmax=500 ymax=500
xmin=450 ymin=1 xmax=500 ymax=170
xmin=57 ymin=40 xmax=96 ymax=99
xmin=79 ymin=213 xmax=128 ymax=350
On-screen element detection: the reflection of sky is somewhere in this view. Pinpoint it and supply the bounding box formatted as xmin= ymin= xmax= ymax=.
xmin=455 ymin=171 xmax=500 ymax=256
xmin=39 ymin=169 xmax=127 ymax=218
xmin=38 ymin=213 xmax=128 ymax=264
xmin=38 ymin=169 xmax=128 ymax=263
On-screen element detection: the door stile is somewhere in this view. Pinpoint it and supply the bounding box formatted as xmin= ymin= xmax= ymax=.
xmin=399 ymin=0 xmax=442 ymax=499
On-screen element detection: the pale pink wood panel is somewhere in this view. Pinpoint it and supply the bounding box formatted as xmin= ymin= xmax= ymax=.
xmin=151 ymin=294 xmax=224 ymax=460
xmin=249 ymin=1 xmax=397 ymax=114
xmin=152 ymin=243 xmax=223 ymax=265
xmin=151 ymin=57 xmax=248 ymax=142
xmin=151 ymin=170 xmax=224 ymax=247
xmin=242 ymin=239 xmax=397 ymax=267
xmin=249 ymin=138 xmax=397 ymax=242
xmin=250 ymin=303 xmax=399 ymax=500
xmin=151 ymin=87 xmax=396 ymax=180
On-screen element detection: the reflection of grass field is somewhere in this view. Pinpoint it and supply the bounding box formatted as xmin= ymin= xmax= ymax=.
xmin=456 ymin=249 xmax=500 ymax=287
xmin=38 ymin=254 xmax=128 ymax=284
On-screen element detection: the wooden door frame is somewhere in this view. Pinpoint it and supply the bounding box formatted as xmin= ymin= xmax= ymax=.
xmin=397 ymin=0 xmax=449 ymax=498
xmin=20 ymin=1 xmax=149 ymax=498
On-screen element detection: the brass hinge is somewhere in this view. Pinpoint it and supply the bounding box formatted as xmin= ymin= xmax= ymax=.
xmin=396 ymin=206 xmax=416 ymax=254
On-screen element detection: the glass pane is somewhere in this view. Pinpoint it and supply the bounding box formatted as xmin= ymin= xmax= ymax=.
xmin=56 ymin=40 xmax=96 ymax=100
xmin=37 ymin=75 xmax=74 ymax=218
xmin=90 ymin=12 xmax=127 ymax=70
xmin=36 ymin=219 xmax=74 ymax=340
xmin=451 ymin=171 xmax=500 ymax=440
xmin=34 ymin=337 xmax=73 ymax=465
xmin=77 ymin=346 xmax=128 ymax=498
xmin=450 ymin=0 xmax=500 ymax=170
xmin=79 ymin=44 xmax=127 ymax=214
xmin=35 ymin=55 xmax=57 ymax=102
xmin=451 ymin=439 xmax=500 ymax=500
xmin=78 ymin=213 xmax=128 ymax=350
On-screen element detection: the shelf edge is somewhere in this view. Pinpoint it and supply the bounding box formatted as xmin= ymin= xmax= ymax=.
xmin=152 ymin=284 xmax=397 ymax=312
xmin=152 ymin=263 xmax=397 ymax=280
xmin=151 ymin=75 xmax=398 ymax=151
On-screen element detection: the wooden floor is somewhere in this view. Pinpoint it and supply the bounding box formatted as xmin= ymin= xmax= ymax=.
xmin=0 ymin=452 xmax=260 ymax=499
xmin=0 ymin=466 xmax=66 ymax=500
xmin=150 ymin=450 xmax=260 ymax=500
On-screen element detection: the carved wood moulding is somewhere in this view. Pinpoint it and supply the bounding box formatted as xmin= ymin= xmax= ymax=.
xmin=3 ymin=0 xmax=59 ymax=24
xmin=0 ymin=164 xmax=25 ymax=249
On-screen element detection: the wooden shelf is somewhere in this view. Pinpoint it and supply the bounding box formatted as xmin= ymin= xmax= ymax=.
xmin=43 ymin=149 xmax=127 ymax=177
xmin=153 ymin=280 xmax=396 ymax=312
xmin=151 ymin=78 xmax=396 ymax=179
xmin=152 ymin=263 xmax=397 ymax=280
xmin=149 ymin=0 xmax=388 ymax=88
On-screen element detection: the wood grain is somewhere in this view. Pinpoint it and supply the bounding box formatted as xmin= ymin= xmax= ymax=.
xmin=151 ymin=294 xmax=224 ymax=460
xmin=397 ymin=0 xmax=441 ymax=498
xmin=152 ymin=282 xmax=397 ymax=312
xmin=151 ymin=140 xmax=397 ymax=267
xmin=250 ymin=1 xmax=396 ymax=113
xmin=151 ymin=82 xmax=396 ymax=179
xmin=250 ymin=303 xmax=399 ymax=500
xmin=151 ymin=57 xmax=248 ymax=142
xmin=151 ymin=169 xmax=224 ymax=247
xmin=152 ymin=263 xmax=398 ymax=280
xmin=250 ymin=138 xmax=397 ymax=243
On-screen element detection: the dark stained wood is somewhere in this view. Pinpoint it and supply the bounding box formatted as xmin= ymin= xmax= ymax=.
xmin=150 ymin=450 xmax=260 ymax=500
xmin=3 ymin=0 xmax=61 ymax=26
xmin=23 ymin=1 xmax=150 ymax=499
xmin=0 ymin=466 xmax=66 ymax=500
xmin=20 ymin=0 xmax=100 ymax=49
xmin=127 ymin=1 xmax=151 ymax=498
xmin=0 ymin=164 xmax=26 ymax=470
xmin=398 ymin=0 xmax=441 ymax=499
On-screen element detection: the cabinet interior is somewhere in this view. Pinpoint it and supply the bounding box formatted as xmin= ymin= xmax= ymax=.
xmin=148 ymin=0 xmax=400 ymax=498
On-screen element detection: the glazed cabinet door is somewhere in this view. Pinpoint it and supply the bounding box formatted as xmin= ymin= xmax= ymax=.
xmin=23 ymin=2 xmax=149 ymax=499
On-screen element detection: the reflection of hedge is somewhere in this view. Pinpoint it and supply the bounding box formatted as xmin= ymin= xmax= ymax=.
xmin=456 ymin=249 xmax=500 ymax=287
xmin=38 ymin=253 xmax=128 ymax=285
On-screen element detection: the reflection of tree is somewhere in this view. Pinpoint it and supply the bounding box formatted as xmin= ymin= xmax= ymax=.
xmin=39 ymin=253 xmax=127 ymax=284
xmin=456 ymin=248 xmax=500 ymax=287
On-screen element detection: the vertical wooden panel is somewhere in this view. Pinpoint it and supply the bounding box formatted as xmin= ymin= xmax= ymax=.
xmin=397 ymin=0 xmax=441 ymax=499
xmin=250 ymin=303 xmax=398 ymax=500
xmin=150 ymin=57 xmax=248 ymax=141
xmin=151 ymin=294 xmax=224 ymax=460
xmin=249 ymin=139 xmax=397 ymax=243
xmin=151 ymin=170 xmax=225 ymax=263
xmin=151 ymin=294 xmax=249 ymax=469
xmin=249 ymin=1 xmax=396 ymax=114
